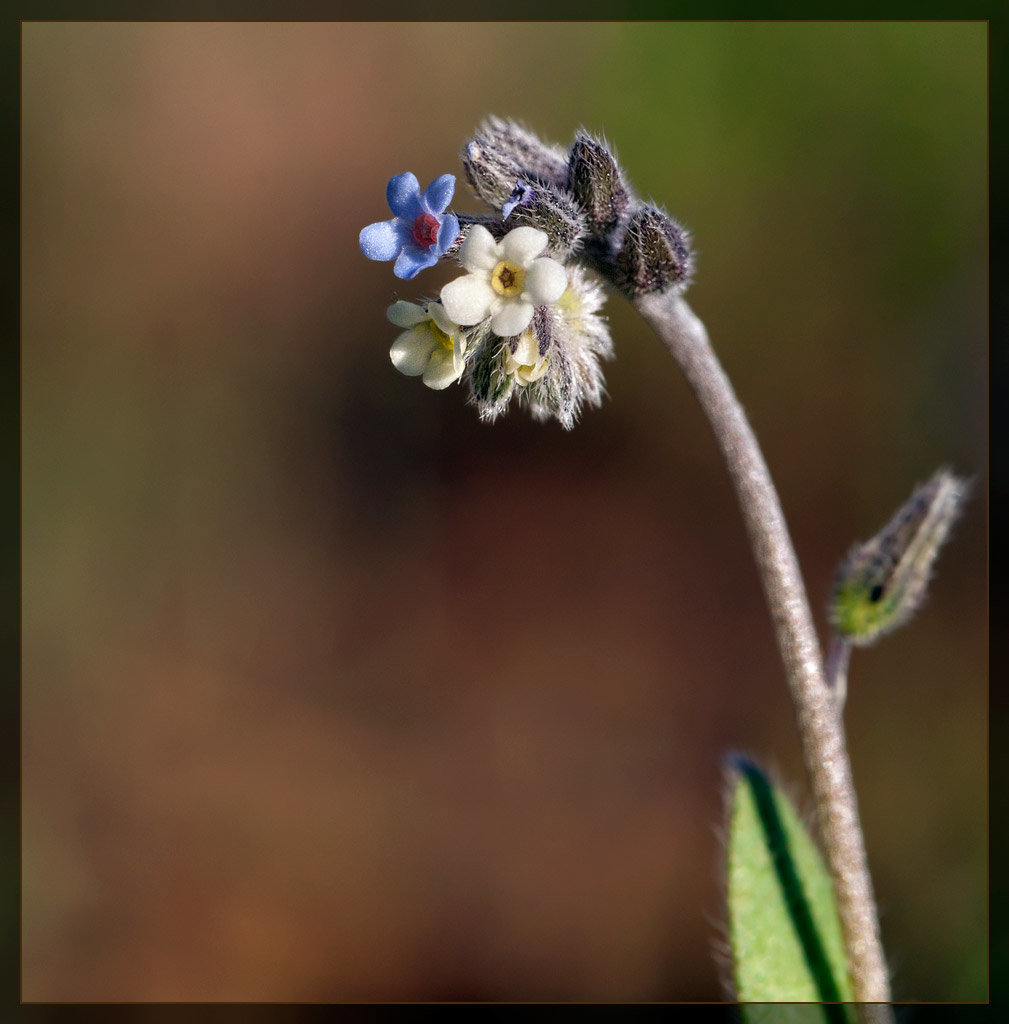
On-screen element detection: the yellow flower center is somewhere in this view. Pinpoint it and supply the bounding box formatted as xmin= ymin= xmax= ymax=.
xmin=428 ymin=322 xmax=454 ymax=350
xmin=491 ymin=259 xmax=526 ymax=297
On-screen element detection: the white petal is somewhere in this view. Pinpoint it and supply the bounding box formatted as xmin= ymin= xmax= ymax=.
xmin=451 ymin=336 xmax=467 ymax=375
xmin=428 ymin=301 xmax=457 ymax=335
xmin=512 ymin=332 xmax=540 ymax=365
xmin=422 ymin=348 xmax=462 ymax=390
xmin=521 ymin=359 xmax=548 ymax=384
xmin=441 ymin=273 xmax=495 ymax=326
xmin=491 ymin=299 xmax=533 ymax=337
xmin=387 ymin=300 xmax=429 ymax=329
xmin=390 ymin=328 xmax=437 ymax=376
xmin=500 ymin=226 xmax=548 ymax=265
xmin=524 ymin=258 xmax=567 ymax=305
xmin=458 ymin=225 xmax=500 ymax=273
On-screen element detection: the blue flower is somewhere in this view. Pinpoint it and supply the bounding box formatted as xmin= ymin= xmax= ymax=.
xmin=359 ymin=173 xmax=460 ymax=280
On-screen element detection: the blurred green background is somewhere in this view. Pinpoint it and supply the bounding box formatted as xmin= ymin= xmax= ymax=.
xmin=22 ymin=22 xmax=986 ymax=1002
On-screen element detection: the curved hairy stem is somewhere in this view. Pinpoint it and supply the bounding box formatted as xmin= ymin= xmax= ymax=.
xmin=635 ymin=290 xmax=892 ymax=1015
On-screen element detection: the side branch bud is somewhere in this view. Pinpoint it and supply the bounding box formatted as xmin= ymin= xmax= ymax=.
xmin=829 ymin=468 xmax=968 ymax=646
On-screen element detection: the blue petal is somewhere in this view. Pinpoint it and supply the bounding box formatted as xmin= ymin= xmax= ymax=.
xmin=386 ymin=172 xmax=422 ymax=220
xmin=502 ymin=181 xmax=534 ymax=219
xmin=394 ymin=245 xmax=439 ymax=280
xmin=421 ymin=174 xmax=455 ymax=215
xmin=360 ymin=219 xmax=406 ymax=261
xmin=434 ymin=213 xmax=460 ymax=258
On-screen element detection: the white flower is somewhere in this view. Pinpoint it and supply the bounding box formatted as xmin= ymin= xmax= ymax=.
xmin=503 ymin=331 xmax=549 ymax=385
xmin=387 ymin=300 xmax=467 ymax=390
xmin=439 ymin=225 xmax=567 ymax=338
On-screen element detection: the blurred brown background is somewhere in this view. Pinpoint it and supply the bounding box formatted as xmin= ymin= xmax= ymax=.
xmin=22 ymin=23 xmax=986 ymax=1002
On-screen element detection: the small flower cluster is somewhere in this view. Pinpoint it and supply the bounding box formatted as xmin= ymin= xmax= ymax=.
xmin=359 ymin=118 xmax=692 ymax=428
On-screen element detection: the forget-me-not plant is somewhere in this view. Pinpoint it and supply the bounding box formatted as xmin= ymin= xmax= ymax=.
xmin=358 ymin=120 xmax=967 ymax=1017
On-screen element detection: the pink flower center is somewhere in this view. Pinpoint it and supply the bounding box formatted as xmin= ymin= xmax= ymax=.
xmin=411 ymin=213 xmax=440 ymax=250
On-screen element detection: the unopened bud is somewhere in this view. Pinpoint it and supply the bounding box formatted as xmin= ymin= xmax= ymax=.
xmin=463 ymin=118 xmax=568 ymax=209
xmin=567 ymin=132 xmax=630 ymax=236
xmin=501 ymin=179 xmax=586 ymax=260
xmin=462 ymin=140 xmax=520 ymax=209
xmin=614 ymin=205 xmax=693 ymax=297
xmin=829 ymin=469 xmax=968 ymax=646
xmin=477 ymin=116 xmax=568 ymax=185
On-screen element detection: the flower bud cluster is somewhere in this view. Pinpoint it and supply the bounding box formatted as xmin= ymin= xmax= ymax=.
xmin=465 ymin=266 xmax=614 ymax=430
xmin=359 ymin=118 xmax=693 ymax=428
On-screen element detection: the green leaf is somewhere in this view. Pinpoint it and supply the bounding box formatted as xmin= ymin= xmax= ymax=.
xmin=726 ymin=757 xmax=855 ymax=1024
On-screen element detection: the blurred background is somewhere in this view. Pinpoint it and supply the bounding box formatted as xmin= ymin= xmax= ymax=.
xmin=22 ymin=22 xmax=986 ymax=1002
